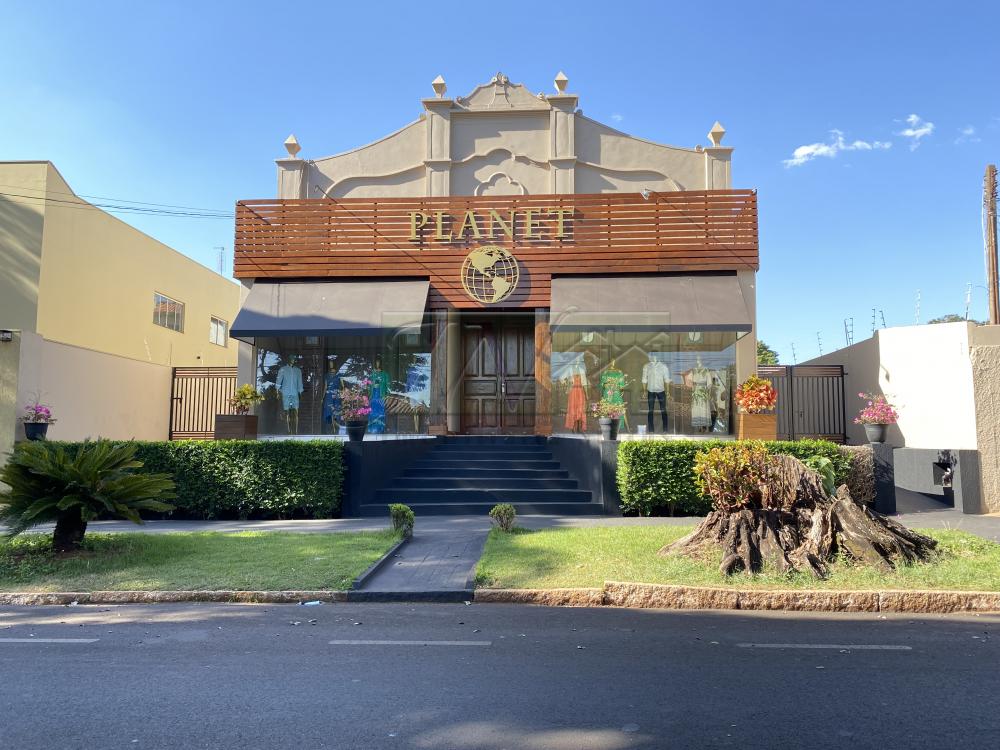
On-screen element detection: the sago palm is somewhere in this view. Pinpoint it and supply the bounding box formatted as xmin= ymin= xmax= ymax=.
xmin=0 ymin=440 xmax=175 ymax=551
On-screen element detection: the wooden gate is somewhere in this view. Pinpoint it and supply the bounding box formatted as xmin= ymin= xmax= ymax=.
xmin=758 ymin=365 xmax=846 ymax=443
xmin=169 ymin=367 xmax=238 ymax=440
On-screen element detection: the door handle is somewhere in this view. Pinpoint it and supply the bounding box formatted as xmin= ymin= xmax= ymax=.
xmin=501 ymin=380 xmax=507 ymax=395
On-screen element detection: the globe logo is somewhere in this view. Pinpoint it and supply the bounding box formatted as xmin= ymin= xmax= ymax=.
xmin=460 ymin=245 xmax=520 ymax=304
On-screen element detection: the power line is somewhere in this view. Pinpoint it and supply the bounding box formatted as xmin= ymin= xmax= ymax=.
xmin=0 ymin=181 xmax=233 ymax=214
xmin=0 ymin=190 xmax=233 ymax=219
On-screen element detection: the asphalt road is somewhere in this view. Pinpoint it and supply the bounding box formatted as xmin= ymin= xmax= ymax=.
xmin=1 ymin=603 xmax=998 ymax=749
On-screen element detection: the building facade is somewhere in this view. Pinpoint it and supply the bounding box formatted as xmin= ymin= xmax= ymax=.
xmin=0 ymin=161 xmax=242 ymax=456
xmin=232 ymin=73 xmax=759 ymax=439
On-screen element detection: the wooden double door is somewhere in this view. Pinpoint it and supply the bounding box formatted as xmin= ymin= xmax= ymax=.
xmin=461 ymin=316 xmax=535 ymax=434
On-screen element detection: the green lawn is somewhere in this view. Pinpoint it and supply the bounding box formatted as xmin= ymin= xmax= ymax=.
xmin=0 ymin=531 xmax=400 ymax=592
xmin=475 ymin=526 xmax=1000 ymax=592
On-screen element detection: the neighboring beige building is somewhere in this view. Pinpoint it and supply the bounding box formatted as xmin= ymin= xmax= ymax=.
xmin=0 ymin=161 xmax=241 ymax=456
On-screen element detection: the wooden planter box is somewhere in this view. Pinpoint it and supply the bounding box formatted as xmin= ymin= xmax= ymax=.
xmin=736 ymin=412 xmax=777 ymax=441
xmin=214 ymin=414 xmax=258 ymax=440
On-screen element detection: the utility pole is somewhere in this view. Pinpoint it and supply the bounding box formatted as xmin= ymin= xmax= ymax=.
xmin=985 ymin=165 xmax=999 ymax=324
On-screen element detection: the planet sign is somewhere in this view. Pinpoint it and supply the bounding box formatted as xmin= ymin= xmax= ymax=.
xmin=460 ymin=245 xmax=520 ymax=304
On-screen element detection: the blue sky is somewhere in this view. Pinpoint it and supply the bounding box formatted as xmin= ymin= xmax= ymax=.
xmin=2 ymin=1 xmax=998 ymax=361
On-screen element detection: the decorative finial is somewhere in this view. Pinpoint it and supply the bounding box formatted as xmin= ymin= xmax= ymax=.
xmin=431 ymin=75 xmax=447 ymax=98
xmin=554 ymin=71 xmax=569 ymax=93
xmin=284 ymin=134 xmax=301 ymax=159
xmin=708 ymin=121 xmax=726 ymax=147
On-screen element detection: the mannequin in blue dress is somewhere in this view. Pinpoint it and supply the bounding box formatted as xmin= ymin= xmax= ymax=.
xmin=368 ymin=355 xmax=388 ymax=434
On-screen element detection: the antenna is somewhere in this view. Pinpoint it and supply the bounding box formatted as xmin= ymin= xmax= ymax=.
xmin=871 ymin=307 xmax=877 ymax=336
xmin=966 ymin=282 xmax=973 ymax=320
xmin=915 ymin=289 xmax=921 ymax=325
xmin=816 ymin=331 xmax=823 ymax=356
xmin=790 ymin=342 xmax=798 ymax=364
xmin=879 ymin=310 xmax=887 ymax=329
xmin=215 ymin=246 xmax=226 ymax=276
xmin=843 ymin=318 xmax=854 ymax=346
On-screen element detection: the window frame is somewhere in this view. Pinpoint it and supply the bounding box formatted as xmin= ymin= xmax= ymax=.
xmin=209 ymin=316 xmax=229 ymax=347
xmin=152 ymin=292 xmax=185 ymax=333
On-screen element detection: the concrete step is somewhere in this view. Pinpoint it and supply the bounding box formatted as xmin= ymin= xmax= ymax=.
xmin=421 ymin=450 xmax=554 ymax=461
xmin=390 ymin=477 xmax=579 ymax=490
xmin=439 ymin=435 xmax=546 ymax=446
xmin=402 ymin=467 xmax=570 ymax=479
xmin=374 ymin=488 xmax=593 ymax=504
xmin=359 ymin=501 xmax=605 ymax=516
xmin=409 ymin=459 xmax=562 ymax=471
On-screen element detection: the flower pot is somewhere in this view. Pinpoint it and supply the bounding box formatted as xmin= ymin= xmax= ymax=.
xmin=736 ymin=412 xmax=777 ymax=440
xmin=863 ymin=423 xmax=888 ymax=443
xmin=345 ymin=419 xmax=368 ymax=442
xmin=22 ymin=422 xmax=49 ymax=441
xmin=214 ymin=414 xmax=258 ymax=440
xmin=598 ymin=417 xmax=619 ymax=441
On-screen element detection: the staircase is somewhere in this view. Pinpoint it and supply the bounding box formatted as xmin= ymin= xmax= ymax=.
xmin=361 ymin=436 xmax=603 ymax=516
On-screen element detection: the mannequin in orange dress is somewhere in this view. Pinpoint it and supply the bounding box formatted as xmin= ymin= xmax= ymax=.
xmin=564 ymin=364 xmax=588 ymax=433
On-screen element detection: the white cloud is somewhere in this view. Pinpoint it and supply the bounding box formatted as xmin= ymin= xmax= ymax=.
xmin=783 ymin=129 xmax=892 ymax=167
xmin=897 ymin=113 xmax=934 ymax=150
xmin=955 ymin=125 xmax=980 ymax=144
xmin=611 ymin=113 xmax=624 ymax=123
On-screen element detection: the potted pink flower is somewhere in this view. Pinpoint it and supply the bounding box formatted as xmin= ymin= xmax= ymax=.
xmin=853 ymin=392 xmax=899 ymax=443
xmin=20 ymin=402 xmax=56 ymax=441
xmin=340 ymin=380 xmax=373 ymax=442
xmin=591 ymin=399 xmax=626 ymax=441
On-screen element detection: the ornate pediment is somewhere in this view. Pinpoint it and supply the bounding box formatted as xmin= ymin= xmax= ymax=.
xmin=455 ymin=72 xmax=550 ymax=111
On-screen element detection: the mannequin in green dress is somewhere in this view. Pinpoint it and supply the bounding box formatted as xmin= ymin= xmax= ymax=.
xmin=599 ymin=359 xmax=629 ymax=430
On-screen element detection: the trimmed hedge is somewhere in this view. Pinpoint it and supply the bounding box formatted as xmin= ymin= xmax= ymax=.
xmin=617 ymin=439 xmax=851 ymax=517
xmin=16 ymin=441 xmax=344 ymax=520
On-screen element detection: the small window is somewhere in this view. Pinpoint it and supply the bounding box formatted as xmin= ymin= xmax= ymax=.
xmin=153 ymin=293 xmax=184 ymax=332
xmin=209 ymin=316 xmax=228 ymax=346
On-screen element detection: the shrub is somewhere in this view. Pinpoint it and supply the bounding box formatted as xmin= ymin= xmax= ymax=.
xmin=617 ymin=439 xmax=850 ymax=516
xmin=0 ymin=441 xmax=175 ymax=551
xmin=802 ymin=455 xmax=836 ymax=497
xmin=840 ymin=444 xmax=875 ymax=505
xmin=14 ymin=440 xmax=344 ymax=520
xmin=489 ymin=503 xmax=517 ymax=532
xmin=389 ymin=503 xmax=414 ymax=537
xmin=693 ymin=442 xmax=777 ymax=512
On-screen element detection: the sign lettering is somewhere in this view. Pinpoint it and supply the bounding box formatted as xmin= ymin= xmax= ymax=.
xmin=407 ymin=207 xmax=574 ymax=242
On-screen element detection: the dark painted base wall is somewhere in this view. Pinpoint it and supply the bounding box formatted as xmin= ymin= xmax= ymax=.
xmin=342 ymin=439 xmax=438 ymax=517
xmin=547 ymin=437 xmax=621 ymax=516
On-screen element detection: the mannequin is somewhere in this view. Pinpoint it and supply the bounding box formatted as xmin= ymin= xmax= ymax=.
xmin=711 ymin=372 xmax=729 ymax=432
xmin=275 ymin=356 xmax=304 ymax=434
xmin=641 ymin=353 xmax=670 ymax=433
xmin=690 ymin=356 xmax=712 ymax=432
xmin=368 ymin=355 xmax=390 ymax=434
xmin=599 ymin=358 xmax=629 ymax=431
xmin=321 ymin=359 xmax=342 ymax=433
xmin=564 ymin=361 xmax=588 ymax=433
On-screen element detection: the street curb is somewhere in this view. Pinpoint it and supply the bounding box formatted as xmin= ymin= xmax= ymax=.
xmin=0 ymin=591 xmax=349 ymax=605
xmin=350 ymin=536 xmax=410 ymax=590
xmin=474 ymin=582 xmax=1000 ymax=614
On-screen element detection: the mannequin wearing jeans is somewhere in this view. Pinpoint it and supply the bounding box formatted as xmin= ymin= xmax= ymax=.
xmin=642 ymin=353 xmax=669 ymax=433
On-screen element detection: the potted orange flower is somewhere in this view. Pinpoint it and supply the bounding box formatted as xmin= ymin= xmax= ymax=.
xmin=734 ymin=374 xmax=778 ymax=440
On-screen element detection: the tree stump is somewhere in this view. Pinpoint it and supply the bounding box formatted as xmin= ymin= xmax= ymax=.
xmin=660 ymin=454 xmax=937 ymax=578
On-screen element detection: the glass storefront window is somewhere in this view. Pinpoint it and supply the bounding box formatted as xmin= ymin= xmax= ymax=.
xmin=253 ymin=327 xmax=431 ymax=437
xmin=551 ymin=329 xmax=738 ymax=436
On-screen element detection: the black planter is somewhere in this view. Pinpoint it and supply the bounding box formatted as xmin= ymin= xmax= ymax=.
xmin=864 ymin=423 xmax=888 ymax=443
xmin=598 ymin=417 xmax=619 ymax=441
xmin=23 ymin=422 xmax=49 ymax=441
xmin=345 ymin=419 xmax=368 ymax=442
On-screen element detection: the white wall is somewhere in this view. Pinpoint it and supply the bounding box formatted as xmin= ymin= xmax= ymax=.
xmin=804 ymin=322 xmax=978 ymax=449
xmin=15 ymin=332 xmax=172 ymax=442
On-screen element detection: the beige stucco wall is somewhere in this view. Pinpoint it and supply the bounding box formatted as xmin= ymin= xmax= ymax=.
xmin=33 ymin=164 xmax=240 ymax=368
xmin=0 ymin=163 xmax=46 ymax=333
xmin=0 ymin=333 xmax=21 ymax=460
xmin=970 ymin=325 xmax=1000 ymax=513
xmin=804 ymin=322 xmax=978 ymax=448
xmin=15 ymin=331 xmax=171 ymax=442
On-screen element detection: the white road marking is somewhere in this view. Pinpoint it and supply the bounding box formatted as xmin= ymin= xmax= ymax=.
xmin=0 ymin=638 xmax=100 ymax=644
xmin=329 ymin=639 xmax=492 ymax=647
xmin=736 ymin=643 xmax=911 ymax=651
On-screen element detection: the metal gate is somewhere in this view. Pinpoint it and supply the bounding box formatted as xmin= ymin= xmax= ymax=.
xmin=758 ymin=365 xmax=846 ymax=443
xmin=169 ymin=367 xmax=238 ymax=440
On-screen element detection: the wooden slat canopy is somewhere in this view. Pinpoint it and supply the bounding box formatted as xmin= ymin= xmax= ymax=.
xmin=233 ymin=190 xmax=758 ymax=310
